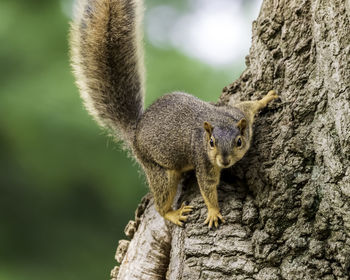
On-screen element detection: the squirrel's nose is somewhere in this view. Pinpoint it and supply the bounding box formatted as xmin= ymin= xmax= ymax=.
xmin=221 ymin=158 xmax=231 ymax=167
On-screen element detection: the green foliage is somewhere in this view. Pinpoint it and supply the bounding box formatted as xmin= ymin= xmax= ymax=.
xmin=0 ymin=1 xmax=241 ymax=279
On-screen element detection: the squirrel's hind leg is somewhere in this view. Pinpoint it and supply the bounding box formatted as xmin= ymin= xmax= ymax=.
xmin=143 ymin=163 xmax=193 ymax=226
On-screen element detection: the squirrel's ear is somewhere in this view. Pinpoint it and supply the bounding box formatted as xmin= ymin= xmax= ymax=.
xmin=203 ymin=121 xmax=213 ymax=136
xmin=236 ymin=118 xmax=247 ymax=134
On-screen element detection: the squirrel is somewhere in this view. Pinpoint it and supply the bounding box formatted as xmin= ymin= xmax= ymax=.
xmin=69 ymin=0 xmax=278 ymax=228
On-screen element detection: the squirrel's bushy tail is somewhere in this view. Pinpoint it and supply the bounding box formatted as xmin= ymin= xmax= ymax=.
xmin=70 ymin=0 xmax=145 ymax=148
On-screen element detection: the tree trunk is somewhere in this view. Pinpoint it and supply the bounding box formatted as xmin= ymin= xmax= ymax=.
xmin=112 ymin=0 xmax=350 ymax=279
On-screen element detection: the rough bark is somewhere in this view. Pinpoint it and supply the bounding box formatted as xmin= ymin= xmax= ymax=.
xmin=112 ymin=0 xmax=350 ymax=279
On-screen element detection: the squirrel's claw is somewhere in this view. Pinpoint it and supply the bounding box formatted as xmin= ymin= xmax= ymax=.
xmin=204 ymin=207 xmax=225 ymax=229
xmin=180 ymin=209 xmax=192 ymax=214
xmin=264 ymin=90 xmax=279 ymax=103
xmin=164 ymin=203 xmax=193 ymax=227
xmin=180 ymin=202 xmax=194 ymax=209
xmin=179 ymin=215 xmax=188 ymax=222
xmin=267 ymin=89 xmax=278 ymax=98
xmin=176 ymin=221 xmax=184 ymax=227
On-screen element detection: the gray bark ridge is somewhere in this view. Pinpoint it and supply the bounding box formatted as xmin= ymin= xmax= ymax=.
xmin=114 ymin=0 xmax=350 ymax=279
xmin=112 ymin=195 xmax=171 ymax=280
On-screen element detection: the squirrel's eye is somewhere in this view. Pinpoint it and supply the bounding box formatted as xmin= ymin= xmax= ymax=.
xmin=209 ymin=138 xmax=214 ymax=148
xmin=237 ymin=138 xmax=242 ymax=147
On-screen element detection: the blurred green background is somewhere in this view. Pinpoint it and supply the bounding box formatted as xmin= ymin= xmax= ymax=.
xmin=0 ymin=0 xmax=256 ymax=279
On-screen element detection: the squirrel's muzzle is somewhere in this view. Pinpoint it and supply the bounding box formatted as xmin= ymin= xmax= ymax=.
xmin=216 ymin=156 xmax=232 ymax=168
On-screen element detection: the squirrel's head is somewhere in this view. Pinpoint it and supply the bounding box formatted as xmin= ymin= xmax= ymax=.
xmin=204 ymin=119 xmax=248 ymax=169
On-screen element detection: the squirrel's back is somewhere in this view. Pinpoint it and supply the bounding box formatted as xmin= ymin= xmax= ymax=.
xmin=70 ymin=0 xmax=145 ymax=147
xmin=135 ymin=92 xmax=245 ymax=169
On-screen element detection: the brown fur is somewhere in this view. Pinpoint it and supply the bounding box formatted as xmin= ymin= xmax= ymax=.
xmin=69 ymin=0 xmax=278 ymax=227
xmin=70 ymin=0 xmax=145 ymax=147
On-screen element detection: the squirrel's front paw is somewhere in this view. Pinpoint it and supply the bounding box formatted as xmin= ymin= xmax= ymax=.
xmin=204 ymin=207 xmax=225 ymax=228
xmin=265 ymin=90 xmax=279 ymax=101
xmin=164 ymin=203 xmax=193 ymax=227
